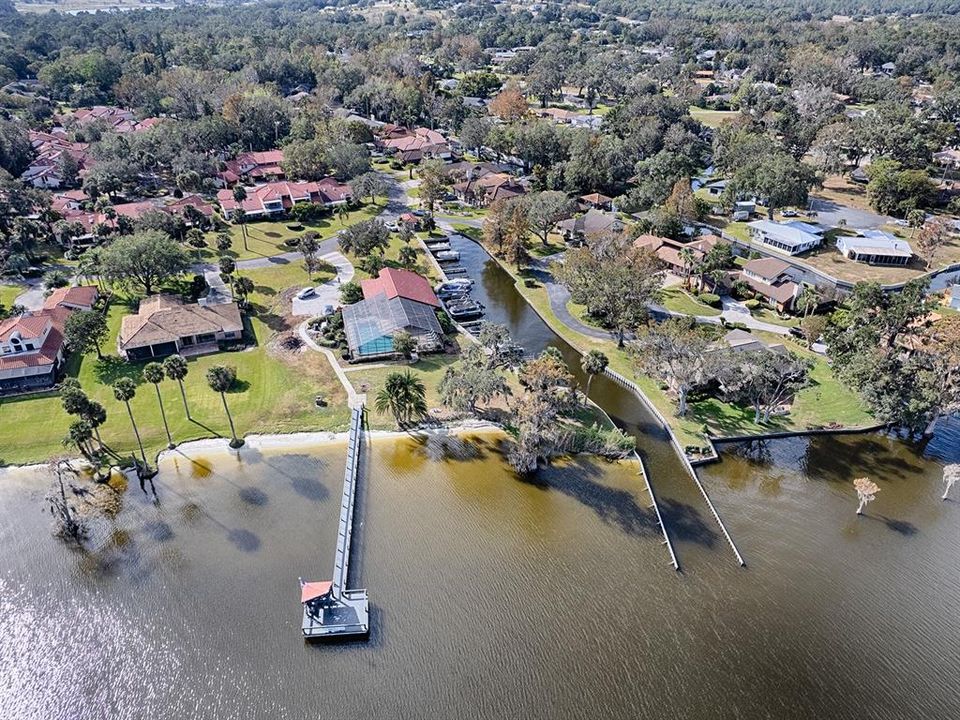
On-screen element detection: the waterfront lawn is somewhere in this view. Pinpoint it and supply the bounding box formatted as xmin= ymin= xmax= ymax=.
xmin=0 ymin=276 xmax=349 ymax=467
xmin=475 ymin=245 xmax=874 ymax=452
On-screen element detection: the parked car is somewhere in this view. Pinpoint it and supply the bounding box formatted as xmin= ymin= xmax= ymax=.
xmin=323 ymin=304 xmax=335 ymax=316
xmin=731 ymin=210 xmax=750 ymax=221
xmin=296 ymin=287 xmax=317 ymax=300
xmin=781 ymin=209 xmax=798 ymax=217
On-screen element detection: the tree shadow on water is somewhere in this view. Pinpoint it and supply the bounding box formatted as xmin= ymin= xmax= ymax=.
xmin=518 ymin=458 xmax=662 ymax=538
xmin=873 ymin=514 xmax=919 ymax=537
xmin=238 ymin=487 xmax=268 ymax=506
xmin=227 ymin=528 xmax=261 ymax=552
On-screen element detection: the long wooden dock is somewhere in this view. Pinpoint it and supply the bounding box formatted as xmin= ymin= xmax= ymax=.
xmin=301 ymin=405 xmax=370 ymax=638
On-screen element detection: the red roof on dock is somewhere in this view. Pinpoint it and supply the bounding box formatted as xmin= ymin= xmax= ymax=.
xmin=301 ymin=581 xmax=332 ymax=603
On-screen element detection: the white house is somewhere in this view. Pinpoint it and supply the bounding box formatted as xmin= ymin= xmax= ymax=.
xmin=748 ymin=219 xmax=825 ymax=256
xmin=836 ymin=230 xmax=913 ymax=266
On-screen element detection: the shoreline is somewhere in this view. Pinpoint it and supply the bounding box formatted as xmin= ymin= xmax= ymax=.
xmin=0 ymin=420 xmax=509 ymax=475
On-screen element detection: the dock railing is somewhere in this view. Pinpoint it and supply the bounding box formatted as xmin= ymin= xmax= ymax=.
xmin=332 ymin=404 xmax=365 ymax=597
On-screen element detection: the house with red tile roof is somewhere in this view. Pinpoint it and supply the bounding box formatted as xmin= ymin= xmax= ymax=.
xmin=216 ymin=179 xmax=352 ymax=218
xmin=361 ymin=268 xmax=440 ymax=308
xmin=43 ymin=285 xmax=99 ymax=312
xmin=21 ymin=131 xmax=93 ymax=189
xmin=380 ymin=127 xmax=451 ymax=163
xmin=0 ymin=307 xmax=71 ymax=395
xmin=219 ymin=149 xmax=286 ymax=186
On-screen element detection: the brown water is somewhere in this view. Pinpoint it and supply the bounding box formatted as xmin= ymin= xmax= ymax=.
xmin=2 ymin=236 xmax=959 ymax=718
xmin=1 ymin=427 xmax=959 ymax=719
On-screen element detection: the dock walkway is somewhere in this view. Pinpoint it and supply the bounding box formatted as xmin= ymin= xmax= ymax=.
xmin=301 ymin=405 xmax=370 ymax=638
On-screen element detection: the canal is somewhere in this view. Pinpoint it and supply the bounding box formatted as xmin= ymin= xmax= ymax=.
xmin=0 ymin=235 xmax=958 ymax=719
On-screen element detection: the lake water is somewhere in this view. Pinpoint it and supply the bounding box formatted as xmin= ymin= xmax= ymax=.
xmin=1 ymin=236 xmax=958 ymax=718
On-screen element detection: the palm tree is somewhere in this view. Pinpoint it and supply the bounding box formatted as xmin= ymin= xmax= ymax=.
xmin=853 ymin=477 xmax=880 ymax=515
xmin=232 ymin=186 xmax=249 ymax=251
xmin=580 ymin=350 xmax=609 ymax=399
xmin=83 ymin=399 xmax=107 ymax=451
xmin=206 ymin=365 xmax=243 ymax=448
xmin=678 ymin=247 xmax=696 ymax=289
xmin=113 ymin=377 xmax=149 ymax=475
xmin=163 ymin=354 xmax=191 ymax=420
xmin=796 ymin=285 xmax=821 ymax=318
xmin=66 ymin=419 xmax=96 ymax=460
xmin=374 ymin=370 xmax=428 ymax=427
xmin=144 ymin=362 xmax=174 ymax=448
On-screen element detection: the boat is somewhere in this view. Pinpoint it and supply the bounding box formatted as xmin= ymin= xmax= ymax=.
xmin=447 ymin=303 xmax=484 ymax=320
xmin=435 ymin=250 xmax=461 ymax=262
xmin=443 ymin=266 xmax=468 ymax=275
xmin=427 ymin=243 xmax=452 ymax=252
xmin=437 ymin=279 xmax=473 ymax=291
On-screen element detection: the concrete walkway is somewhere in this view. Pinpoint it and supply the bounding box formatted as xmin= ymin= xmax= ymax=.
xmin=297 ymin=321 xmax=365 ymax=409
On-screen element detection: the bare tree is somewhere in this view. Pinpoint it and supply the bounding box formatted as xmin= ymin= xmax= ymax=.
xmin=46 ymin=459 xmax=86 ymax=544
xmin=943 ymin=464 xmax=960 ymax=501
xmin=853 ymin=477 xmax=880 ymax=515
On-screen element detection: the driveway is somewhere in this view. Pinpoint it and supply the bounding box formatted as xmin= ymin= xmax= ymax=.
xmin=808 ymin=196 xmax=892 ymax=230
xmin=291 ymin=251 xmax=354 ymax=317
xmin=14 ymin=281 xmax=46 ymax=311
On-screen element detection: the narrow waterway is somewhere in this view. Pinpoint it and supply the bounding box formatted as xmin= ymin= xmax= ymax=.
xmin=1 ymin=236 xmax=958 ymax=719
xmin=450 ymin=233 xmax=733 ymax=570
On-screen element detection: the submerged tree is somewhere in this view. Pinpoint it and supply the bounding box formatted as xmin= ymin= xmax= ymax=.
xmin=853 ymin=477 xmax=881 ymax=515
xmin=46 ymin=459 xmax=87 ymax=544
xmin=943 ymin=464 xmax=960 ymax=501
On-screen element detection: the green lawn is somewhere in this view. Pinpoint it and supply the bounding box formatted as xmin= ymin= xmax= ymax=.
xmin=751 ymin=307 xmax=800 ymax=328
xmin=660 ymin=287 xmax=722 ymax=317
xmin=0 ymin=283 xmax=25 ymax=311
xmin=689 ymin=106 xmax=739 ymax=129
xmin=209 ymin=203 xmax=383 ymax=261
xmin=475 ymin=246 xmax=874 ymax=453
xmin=0 ymin=273 xmax=350 ymax=467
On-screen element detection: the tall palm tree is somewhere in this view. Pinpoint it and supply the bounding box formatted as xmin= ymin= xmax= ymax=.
xmin=206 ymin=365 xmax=243 ymax=448
xmin=83 ymin=399 xmax=107 ymax=451
xmin=67 ymin=419 xmax=96 ymax=460
xmin=678 ymin=247 xmax=696 ymax=289
xmin=796 ymin=285 xmax=821 ymax=318
xmin=580 ymin=350 xmax=609 ymax=399
xmin=113 ymin=377 xmax=149 ymax=475
xmin=374 ymin=371 xmax=428 ymax=427
xmin=232 ymin=186 xmax=249 ymax=251
xmin=163 ymin=354 xmax=190 ymax=420
xmin=144 ymin=362 xmax=174 ymax=448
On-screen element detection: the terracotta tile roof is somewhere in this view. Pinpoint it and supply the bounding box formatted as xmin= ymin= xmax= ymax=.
xmin=119 ymin=295 xmax=243 ymax=350
xmin=0 ymin=308 xmax=69 ymax=372
xmin=43 ymin=285 xmax=99 ymax=310
xmin=361 ymin=269 xmax=440 ymax=308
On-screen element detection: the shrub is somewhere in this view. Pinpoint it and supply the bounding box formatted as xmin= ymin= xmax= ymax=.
xmin=743 ymin=299 xmax=761 ymax=310
xmin=698 ymin=292 xmax=721 ymax=307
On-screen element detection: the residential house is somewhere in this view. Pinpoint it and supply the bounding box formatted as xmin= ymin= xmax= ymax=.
xmin=117 ymin=295 xmax=244 ymax=361
xmin=556 ymin=209 xmax=624 ymax=243
xmin=0 ymin=285 xmax=98 ymax=395
xmin=219 ymin=149 xmax=286 ymax=186
xmin=21 ymin=131 xmax=92 ymax=189
xmin=216 ymin=179 xmax=351 ymax=218
xmin=579 ymin=192 xmax=613 ymax=211
xmin=934 ymin=148 xmax=960 ymax=171
xmin=450 ymin=165 xmax=526 ymax=207
xmin=61 ymin=106 xmax=160 ymax=134
xmin=43 ymin=285 xmax=99 ymax=312
xmin=380 ymin=127 xmax=451 ymax=164
xmin=747 ymin=219 xmax=825 ymax=256
xmin=342 ymin=269 xmax=444 ymax=360
xmin=738 ymin=257 xmax=800 ymax=312
xmin=634 ymin=234 xmax=727 ymax=279
xmin=704 ymin=179 xmax=727 ymax=197
xmin=836 ymin=230 xmax=913 ymax=266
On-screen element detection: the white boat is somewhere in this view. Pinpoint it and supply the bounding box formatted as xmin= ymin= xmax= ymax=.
xmin=435 ymin=250 xmax=461 ymax=262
